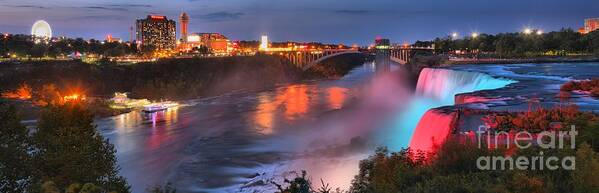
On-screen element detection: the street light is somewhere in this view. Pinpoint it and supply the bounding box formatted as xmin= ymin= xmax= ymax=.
xmin=523 ymin=28 xmax=533 ymax=35
xmin=451 ymin=32 xmax=459 ymax=39
xmin=471 ymin=32 xmax=479 ymax=38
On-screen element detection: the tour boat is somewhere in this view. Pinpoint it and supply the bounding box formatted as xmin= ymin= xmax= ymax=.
xmin=142 ymin=101 xmax=179 ymax=113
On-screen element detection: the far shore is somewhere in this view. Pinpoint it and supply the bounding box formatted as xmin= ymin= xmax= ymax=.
xmin=444 ymin=56 xmax=599 ymax=65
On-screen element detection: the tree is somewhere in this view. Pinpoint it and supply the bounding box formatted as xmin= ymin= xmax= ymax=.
xmin=572 ymin=143 xmax=599 ymax=193
xmin=146 ymin=183 xmax=176 ymax=193
xmin=32 ymin=104 xmax=130 ymax=193
xmin=0 ymin=102 xmax=33 ymax=193
xmin=30 ymin=43 xmax=49 ymax=58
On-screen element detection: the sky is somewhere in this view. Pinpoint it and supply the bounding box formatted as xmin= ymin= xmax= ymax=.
xmin=1 ymin=0 xmax=598 ymax=45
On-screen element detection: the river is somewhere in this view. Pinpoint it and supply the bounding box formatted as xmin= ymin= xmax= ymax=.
xmin=96 ymin=62 xmax=599 ymax=193
xmin=97 ymin=62 xmax=392 ymax=192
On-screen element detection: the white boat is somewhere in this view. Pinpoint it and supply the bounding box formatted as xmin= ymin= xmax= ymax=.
xmin=142 ymin=102 xmax=178 ymax=113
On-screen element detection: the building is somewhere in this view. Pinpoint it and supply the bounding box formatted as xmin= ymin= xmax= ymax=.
xmin=374 ymin=38 xmax=391 ymax=72
xmin=259 ymin=35 xmax=268 ymax=51
xmin=136 ymin=15 xmax=176 ymax=50
xmin=105 ymin=34 xmax=122 ymax=43
xmin=584 ymin=18 xmax=599 ymax=34
xmin=186 ymin=33 xmax=231 ymax=55
xmin=179 ymin=12 xmax=189 ymax=43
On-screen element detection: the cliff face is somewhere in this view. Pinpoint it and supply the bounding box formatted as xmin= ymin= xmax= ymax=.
xmin=0 ymin=54 xmax=368 ymax=100
xmin=302 ymin=53 xmax=370 ymax=79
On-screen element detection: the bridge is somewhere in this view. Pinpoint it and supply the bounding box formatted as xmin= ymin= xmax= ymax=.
xmin=260 ymin=49 xmax=360 ymax=70
xmin=259 ymin=39 xmax=435 ymax=71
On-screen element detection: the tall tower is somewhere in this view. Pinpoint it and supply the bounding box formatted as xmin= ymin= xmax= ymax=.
xmin=259 ymin=35 xmax=268 ymax=51
xmin=129 ymin=26 xmax=134 ymax=42
xmin=179 ymin=12 xmax=189 ymax=43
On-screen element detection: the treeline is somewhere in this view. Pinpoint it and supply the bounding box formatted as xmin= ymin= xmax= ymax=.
xmin=0 ymin=102 xmax=130 ymax=193
xmin=0 ymin=54 xmax=366 ymax=100
xmin=415 ymin=28 xmax=599 ymax=58
xmin=0 ymin=34 xmax=138 ymax=58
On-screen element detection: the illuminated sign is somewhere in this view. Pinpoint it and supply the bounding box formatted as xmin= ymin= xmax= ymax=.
xmin=150 ymin=15 xmax=166 ymax=19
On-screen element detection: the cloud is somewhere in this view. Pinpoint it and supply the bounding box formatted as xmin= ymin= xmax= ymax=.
xmin=83 ymin=6 xmax=128 ymax=11
xmin=3 ymin=4 xmax=49 ymax=9
xmin=195 ymin=11 xmax=244 ymax=22
xmin=107 ymin=4 xmax=153 ymax=8
xmin=333 ymin=9 xmax=375 ymax=15
xmin=66 ymin=15 xmax=125 ymax=21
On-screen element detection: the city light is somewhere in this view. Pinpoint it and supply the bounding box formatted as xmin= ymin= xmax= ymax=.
xmin=536 ymin=30 xmax=544 ymax=35
xmin=31 ymin=20 xmax=52 ymax=39
xmin=62 ymin=93 xmax=86 ymax=103
xmin=260 ymin=35 xmax=269 ymax=51
xmin=523 ymin=28 xmax=533 ymax=35
xmin=451 ymin=32 xmax=459 ymax=39
xmin=471 ymin=32 xmax=479 ymax=38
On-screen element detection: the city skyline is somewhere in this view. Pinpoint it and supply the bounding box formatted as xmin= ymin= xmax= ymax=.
xmin=1 ymin=0 xmax=599 ymax=45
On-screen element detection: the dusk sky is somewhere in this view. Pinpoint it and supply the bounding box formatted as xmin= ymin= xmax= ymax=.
xmin=1 ymin=0 xmax=598 ymax=45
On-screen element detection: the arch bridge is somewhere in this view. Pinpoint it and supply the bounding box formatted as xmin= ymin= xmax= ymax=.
xmin=263 ymin=49 xmax=361 ymax=71
xmin=261 ymin=44 xmax=434 ymax=71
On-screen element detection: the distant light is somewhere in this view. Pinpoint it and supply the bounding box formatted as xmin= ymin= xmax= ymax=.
xmin=260 ymin=35 xmax=268 ymax=51
xmin=471 ymin=32 xmax=479 ymax=38
xmin=536 ymin=30 xmax=543 ymax=35
xmin=523 ymin=28 xmax=533 ymax=35
xmin=187 ymin=34 xmax=200 ymax=42
xmin=150 ymin=15 xmax=166 ymax=20
xmin=451 ymin=32 xmax=459 ymax=39
xmin=31 ymin=20 xmax=52 ymax=39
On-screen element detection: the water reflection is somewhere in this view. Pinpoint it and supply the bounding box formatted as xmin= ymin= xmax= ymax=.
xmin=113 ymin=107 xmax=181 ymax=148
xmin=252 ymin=84 xmax=351 ymax=134
xmin=252 ymin=84 xmax=318 ymax=134
xmin=115 ymin=111 xmax=144 ymax=131
xmin=327 ymin=87 xmax=348 ymax=109
xmin=277 ymin=84 xmax=315 ymax=120
xmin=254 ymin=94 xmax=276 ymax=134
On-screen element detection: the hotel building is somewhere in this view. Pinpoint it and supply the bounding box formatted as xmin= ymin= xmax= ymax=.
xmin=136 ymin=15 xmax=176 ymax=50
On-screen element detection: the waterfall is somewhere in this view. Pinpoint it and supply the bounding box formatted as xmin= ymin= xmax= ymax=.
xmin=382 ymin=68 xmax=515 ymax=151
xmin=415 ymin=68 xmax=515 ymax=104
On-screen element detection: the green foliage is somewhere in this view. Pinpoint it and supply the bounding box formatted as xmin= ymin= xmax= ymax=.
xmin=273 ymin=171 xmax=312 ymax=193
xmin=271 ymin=170 xmax=343 ymax=193
xmin=0 ymin=34 xmax=137 ymax=58
xmin=42 ymin=181 xmax=61 ymax=193
xmin=0 ymin=102 xmax=33 ymax=193
xmin=40 ymin=182 xmax=104 ymax=193
xmin=146 ymin=183 xmax=176 ymax=193
xmin=571 ymin=143 xmax=599 ymax=193
xmin=349 ymin=139 xmax=599 ymax=193
xmin=31 ymin=104 xmax=130 ymax=193
xmin=430 ymin=28 xmax=596 ymax=57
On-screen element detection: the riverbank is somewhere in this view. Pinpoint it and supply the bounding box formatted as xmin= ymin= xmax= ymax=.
xmin=1 ymin=54 xmax=368 ymax=119
xmin=445 ymin=56 xmax=599 ymax=65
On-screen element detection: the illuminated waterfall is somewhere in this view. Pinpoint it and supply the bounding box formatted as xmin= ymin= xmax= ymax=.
xmin=383 ymin=68 xmax=515 ymax=151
